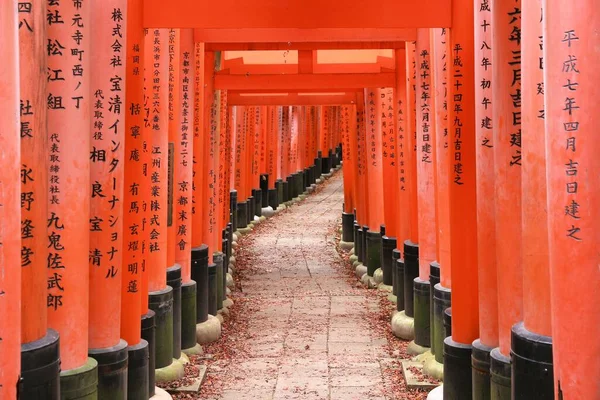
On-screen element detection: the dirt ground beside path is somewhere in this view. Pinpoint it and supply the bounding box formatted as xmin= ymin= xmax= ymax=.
xmin=172 ymin=171 xmax=431 ymax=400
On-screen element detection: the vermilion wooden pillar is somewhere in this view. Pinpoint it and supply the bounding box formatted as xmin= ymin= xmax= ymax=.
xmin=266 ymin=106 xmax=279 ymax=209
xmin=491 ymin=1 xmax=523 ymax=396
xmin=380 ymin=87 xmax=399 ymax=287
xmin=0 ymin=3 xmax=21 ymax=398
xmin=443 ymin=0 xmax=479 ymax=396
xmin=340 ymin=105 xmax=355 ymax=246
xmin=319 ymin=106 xmax=330 ymax=174
xmin=429 ymin=27 xmax=452 ymax=368
xmin=414 ymin=28 xmax=436 ymax=352
xmin=167 ymin=32 xmax=182 ymax=347
xmin=46 ymin=1 xmax=98 ymax=395
xmin=364 ymin=89 xmax=385 ymax=278
xmin=510 ymin=1 xmax=553 ymax=397
xmin=544 ymin=2 xmax=599 ymax=398
xmin=393 ymin=49 xmax=410 ymax=314
xmin=88 ymin=2 xmax=128 ymax=397
xmin=472 ymin=1 xmax=498 ymax=397
xmin=250 ymin=106 xmax=263 ymax=213
xmin=144 ymin=29 xmax=178 ymax=376
xmin=402 ymin=41 xmax=420 ymax=323
xmin=122 ymin=1 xmax=151 ymax=397
xmin=234 ymin=106 xmax=249 ymax=228
xmin=355 ymin=92 xmax=369 ymax=271
xmin=176 ymin=28 xmax=201 ymax=359
xmin=18 ymin=1 xmax=61 ymax=396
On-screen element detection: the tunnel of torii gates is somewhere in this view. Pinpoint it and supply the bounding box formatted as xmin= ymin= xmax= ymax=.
xmin=0 ymin=0 xmax=597 ymax=400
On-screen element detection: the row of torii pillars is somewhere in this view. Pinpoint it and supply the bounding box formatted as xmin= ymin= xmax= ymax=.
xmin=0 ymin=0 xmax=598 ymax=400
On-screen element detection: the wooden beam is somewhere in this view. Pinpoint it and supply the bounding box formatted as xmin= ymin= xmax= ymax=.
xmin=214 ymin=72 xmax=395 ymax=90
xmin=144 ymin=1 xmax=451 ymax=29
xmin=228 ymin=93 xmax=358 ymax=106
xmin=206 ymin=41 xmax=407 ymax=51
xmin=219 ymin=62 xmax=391 ymax=75
xmin=196 ymin=29 xmax=417 ymax=43
xmin=228 ymin=88 xmax=363 ymax=94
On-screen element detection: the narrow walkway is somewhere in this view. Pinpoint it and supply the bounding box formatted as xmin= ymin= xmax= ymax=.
xmin=196 ymin=172 xmax=426 ymax=400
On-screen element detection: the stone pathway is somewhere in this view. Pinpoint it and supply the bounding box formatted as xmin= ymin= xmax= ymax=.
xmin=194 ymin=172 xmax=428 ymax=400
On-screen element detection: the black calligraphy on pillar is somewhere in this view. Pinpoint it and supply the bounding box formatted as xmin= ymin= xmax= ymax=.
xmin=507 ymin=4 xmax=522 ymax=167
xmin=560 ymin=28 xmax=582 ymax=241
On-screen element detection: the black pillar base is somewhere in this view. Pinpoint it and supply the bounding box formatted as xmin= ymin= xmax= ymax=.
xmin=207 ymin=262 xmax=217 ymax=316
xmin=413 ymin=278 xmax=431 ymax=347
xmin=268 ymin=188 xmax=278 ymax=209
xmin=283 ymin=180 xmax=290 ymax=203
xmin=295 ymin=171 xmax=303 ymax=197
xmin=366 ymin=230 xmax=381 ymax=276
xmin=311 ymin=163 xmax=318 ymax=184
xmin=304 ymin=167 xmax=311 ymax=191
xmin=445 ymin=307 xmax=452 ymax=338
xmin=361 ymin=225 xmax=368 ymax=265
xmin=141 ymin=310 xmax=156 ymax=396
xmin=148 ymin=287 xmax=174 ymax=369
xmin=490 ymin=348 xmax=511 ymax=400
xmin=472 ymin=339 xmax=493 ymax=400
xmin=229 ymin=190 xmax=238 ymax=231
xmin=444 ymin=337 xmax=473 ymax=399
xmin=222 ymin=233 xmax=229 ymax=301
xmin=392 ymin=249 xmax=400 ymax=296
xmin=341 ymin=211 xmax=354 ymax=243
xmin=433 ymin=283 xmax=451 ymax=364
xmin=236 ymin=201 xmax=248 ymax=229
xmin=321 ymin=157 xmax=330 ymax=174
xmin=20 ymin=329 xmax=60 ymax=399
xmin=260 ymin=174 xmax=269 ymax=207
xmin=191 ymin=244 xmax=209 ymax=323
xmin=316 ymin=153 xmax=323 ymax=177
xmin=166 ymin=265 xmax=182 ymax=360
xmin=276 ymin=179 xmax=284 ymax=205
xmin=127 ymin=340 xmax=149 ymax=400
xmin=215 ymin=252 xmax=224 ymax=310
xmin=181 ymin=281 xmax=197 ymax=351
xmin=290 ymin=174 xmax=299 ymax=199
xmin=247 ymin=197 xmax=254 ymax=225
xmin=511 ymin=322 xmax=553 ymax=400
xmin=355 ymin=224 xmax=363 ymax=263
xmin=88 ymin=339 xmax=128 ymax=400
xmin=403 ymin=240 xmax=419 ymax=318
xmin=429 ymin=262 xmax=441 ymax=353
xmin=252 ymin=189 xmax=262 ymax=217
xmin=395 ymin=256 xmax=405 ymax=312
xmin=381 ymin=236 xmax=397 ymax=285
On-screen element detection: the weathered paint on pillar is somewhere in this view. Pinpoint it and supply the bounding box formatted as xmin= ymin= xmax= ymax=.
xmin=46 ymin=0 xmax=92 ymax=371
xmin=145 ymin=29 xmax=169 ymax=292
xmin=492 ymin=0 xmax=523 ymax=357
xmin=543 ymin=2 xmax=600 ymax=397
xmin=234 ymin=107 xmax=248 ymax=202
xmin=191 ymin=42 xmax=205 ymax=248
xmin=0 ymin=2 xmax=21 ymax=397
xmin=365 ymin=89 xmax=385 ymax=231
xmin=381 ymin=88 xmax=399 ymax=237
xmin=395 ymin=49 xmax=410 ymax=244
xmin=406 ymin=42 xmax=419 ymax=244
xmin=416 ymin=29 xmax=437 ymax=280
xmin=175 ymin=29 xmax=195 ymax=283
xmin=19 ymin=0 xmax=47 ymax=344
xmin=89 ymin=0 xmax=127 ymax=350
xmin=122 ymin=0 xmax=145 ymax=343
xmin=448 ymin=0 xmax=479 ymax=344
xmin=474 ymin=0 xmax=498 ymax=348
xmin=431 ymin=28 xmax=452 ymax=287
